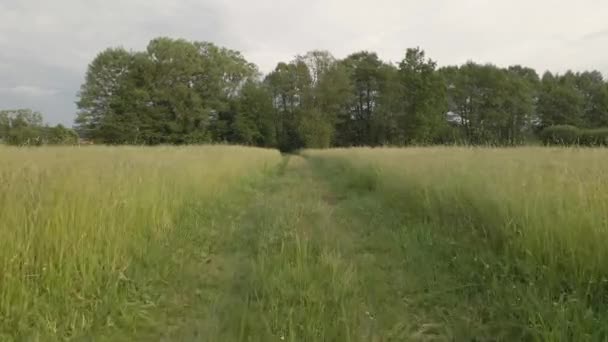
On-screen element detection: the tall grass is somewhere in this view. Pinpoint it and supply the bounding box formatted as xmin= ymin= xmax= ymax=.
xmin=0 ymin=146 xmax=280 ymax=340
xmin=4 ymin=145 xmax=607 ymax=340
xmin=304 ymin=147 xmax=608 ymax=339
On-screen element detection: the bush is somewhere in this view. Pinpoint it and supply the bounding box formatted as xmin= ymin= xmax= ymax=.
xmin=6 ymin=126 xmax=44 ymax=146
xmin=44 ymin=125 xmax=79 ymax=145
xmin=540 ymin=125 xmax=580 ymax=145
xmin=578 ymin=128 xmax=608 ymax=146
xmin=434 ymin=124 xmax=466 ymax=145
xmin=541 ymin=125 xmax=608 ymax=146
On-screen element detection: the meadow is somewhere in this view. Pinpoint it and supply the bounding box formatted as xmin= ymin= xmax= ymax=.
xmin=305 ymin=147 xmax=608 ymax=340
xmin=0 ymin=146 xmax=281 ymax=340
xmin=1 ymin=146 xmax=607 ymax=341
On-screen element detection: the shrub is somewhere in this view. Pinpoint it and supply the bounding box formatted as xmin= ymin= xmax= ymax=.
xmin=434 ymin=125 xmax=466 ymax=145
xmin=44 ymin=125 xmax=79 ymax=145
xmin=578 ymin=128 xmax=608 ymax=146
xmin=541 ymin=125 xmax=608 ymax=146
xmin=6 ymin=126 xmax=44 ymax=146
xmin=540 ymin=125 xmax=580 ymax=145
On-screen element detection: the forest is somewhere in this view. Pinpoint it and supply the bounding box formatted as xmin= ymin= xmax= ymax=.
xmin=66 ymin=37 xmax=608 ymax=150
xmin=1 ymin=37 xmax=607 ymax=149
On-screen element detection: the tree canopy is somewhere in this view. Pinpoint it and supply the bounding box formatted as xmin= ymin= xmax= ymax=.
xmin=70 ymin=38 xmax=608 ymax=148
xmin=0 ymin=109 xmax=78 ymax=146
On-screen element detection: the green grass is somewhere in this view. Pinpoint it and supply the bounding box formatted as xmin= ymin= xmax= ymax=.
xmin=1 ymin=146 xmax=608 ymax=341
xmin=0 ymin=146 xmax=281 ymax=340
xmin=304 ymin=147 xmax=608 ymax=340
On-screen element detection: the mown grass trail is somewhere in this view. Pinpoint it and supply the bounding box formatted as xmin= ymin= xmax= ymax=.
xmin=126 ymin=155 xmax=484 ymax=341
xmin=111 ymin=155 xmax=434 ymax=341
xmin=187 ymin=152 xmax=607 ymax=341
xmin=141 ymin=155 xmax=371 ymax=341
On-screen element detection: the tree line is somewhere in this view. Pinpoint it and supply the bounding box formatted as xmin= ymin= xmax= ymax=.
xmin=0 ymin=109 xmax=78 ymax=146
xmin=37 ymin=37 xmax=608 ymax=148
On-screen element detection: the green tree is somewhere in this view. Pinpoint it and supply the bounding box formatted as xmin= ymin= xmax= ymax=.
xmin=0 ymin=109 xmax=45 ymax=145
xmin=196 ymin=41 xmax=258 ymax=143
xmin=297 ymin=108 xmax=333 ymax=148
xmin=45 ymin=124 xmax=79 ymax=145
xmin=399 ymin=48 xmax=448 ymax=144
xmin=76 ymin=38 xmax=258 ymax=144
xmin=369 ymin=64 xmax=402 ymax=145
xmin=442 ymin=63 xmax=484 ymax=142
xmin=74 ymin=40 xmax=607 ymax=147
xmin=442 ymin=63 xmax=535 ymax=144
xmin=0 ymin=111 xmax=10 ymax=141
xmin=538 ymin=71 xmax=585 ymax=128
xmin=265 ymin=51 xmax=355 ymax=149
xmin=143 ymin=38 xmax=209 ymax=144
xmin=232 ymin=81 xmax=276 ymax=146
xmin=337 ymin=51 xmax=387 ymax=146
xmin=296 ymin=50 xmax=336 ymax=88
xmin=298 ymin=50 xmax=352 ymax=147
xmin=315 ymin=62 xmax=353 ymax=145
xmin=576 ymin=71 xmax=608 ymax=127
xmin=265 ymin=60 xmax=312 ymax=151
xmin=76 ymin=48 xmax=133 ymax=142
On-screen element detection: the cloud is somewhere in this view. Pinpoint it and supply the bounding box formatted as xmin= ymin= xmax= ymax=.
xmin=0 ymin=85 xmax=59 ymax=97
xmin=1 ymin=0 xmax=607 ymax=125
xmin=582 ymin=29 xmax=608 ymax=41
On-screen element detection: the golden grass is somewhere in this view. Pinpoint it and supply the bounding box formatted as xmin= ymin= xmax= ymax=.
xmin=305 ymin=147 xmax=608 ymax=298
xmin=0 ymin=145 xmax=280 ymax=338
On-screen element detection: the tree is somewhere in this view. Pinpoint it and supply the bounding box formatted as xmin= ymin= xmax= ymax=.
xmin=265 ymin=60 xmax=312 ymax=151
xmin=45 ymin=124 xmax=79 ymax=144
xmin=337 ymin=51 xmax=387 ymax=146
xmin=591 ymin=83 xmax=608 ymax=127
xmin=296 ymin=50 xmax=336 ymax=87
xmin=537 ymin=71 xmax=585 ymax=128
xmin=399 ymin=48 xmax=448 ymax=144
xmin=507 ymin=65 xmax=541 ymax=86
xmin=297 ymin=51 xmax=353 ymax=147
xmin=76 ymin=48 xmax=133 ymax=142
xmin=296 ymin=108 xmax=334 ymax=148
xmin=576 ymin=71 xmax=608 ymax=127
xmin=232 ymin=81 xmax=276 ymax=146
xmin=315 ymin=62 xmax=353 ymax=145
xmin=442 ymin=63 xmax=486 ymax=142
xmin=143 ymin=38 xmax=210 ymax=144
xmin=264 ymin=51 xmax=354 ymax=149
xmin=0 ymin=109 xmax=45 ymax=145
xmin=502 ymin=69 xmax=537 ymax=143
xmin=76 ymin=38 xmax=258 ymax=144
xmin=442 ymin=63 xmax=535 ymax=144
xmin=507 ymin=65 xmax=540 ymax=131
xmin=0 ymin=109 xmax=80 ymax=145
xmin=74 ymin=39 xmax=607 ymax=147
xmin=196 ymin=41 xmax=258 ymax=143
xmin=0 ymin=111 xmax=11 ymax=141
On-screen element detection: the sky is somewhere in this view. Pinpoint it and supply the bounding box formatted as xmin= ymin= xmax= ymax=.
xmin=1 ymin=0 xmax=607 ymax=126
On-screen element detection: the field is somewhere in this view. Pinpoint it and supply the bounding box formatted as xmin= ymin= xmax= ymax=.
xmin=1 ymin=146 xmax=607 ymax=340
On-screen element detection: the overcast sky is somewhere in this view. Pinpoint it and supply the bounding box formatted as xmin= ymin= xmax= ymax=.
xmin=1 ymin=0 xmax=607 ymax=125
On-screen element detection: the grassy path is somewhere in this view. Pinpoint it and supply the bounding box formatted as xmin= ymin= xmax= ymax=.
xmin=100 ymin=155 xmax=522 ymax=341
xmin=199 ymin=155 xmax=416 ymax=341
xmin=186 ymin=155 xmax=453 ymax=341
xmin=101 ymin=155 xmax=423 ymax=341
